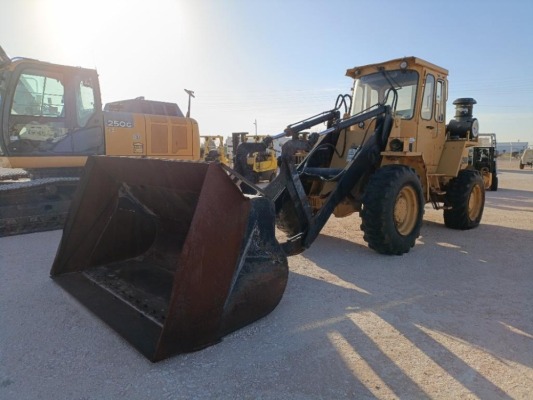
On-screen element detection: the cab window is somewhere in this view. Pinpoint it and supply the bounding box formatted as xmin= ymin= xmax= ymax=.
xmin=351 ymin=70 xmax=418 ymax=120
xmin=12 ymin=72 xmax=64 ymax=117
xmin=8 ymin=71 xmax=68 ymax=147
xmin=435 ymin=80 xmax=445 ymax=122
xmin=76 ymin=77 xmax=96 ymax=127
xmin=421 ymin=74 xmax=435 ymax=120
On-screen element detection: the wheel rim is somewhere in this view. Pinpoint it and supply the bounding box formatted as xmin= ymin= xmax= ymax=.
xmin=394 ymin=185 xmax=419 ymax=236
xmin=468 ymin=184 xmax=483 ymax=220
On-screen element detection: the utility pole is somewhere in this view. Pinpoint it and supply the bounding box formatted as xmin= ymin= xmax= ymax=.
xmin=184 ymin=89 xmax=195 ymax=118
xmin=254 ymin=119 xmax=258 ymax=136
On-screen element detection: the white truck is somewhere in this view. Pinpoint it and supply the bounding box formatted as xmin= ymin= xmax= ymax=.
xmin=520 ymin=147 xmax=533 ymax=169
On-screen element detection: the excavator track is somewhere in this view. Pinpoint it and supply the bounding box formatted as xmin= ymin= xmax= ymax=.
xmin=0 ymin=177 xmax=79 ymax=237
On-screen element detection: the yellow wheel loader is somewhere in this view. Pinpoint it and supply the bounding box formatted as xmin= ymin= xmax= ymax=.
xmin=0 ymin=46 xmax=201 ymax=236
xmin=50 ymin=57 xmax=485 ymax=361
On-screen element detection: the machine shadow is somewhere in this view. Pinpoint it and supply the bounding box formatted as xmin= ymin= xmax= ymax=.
xmin=286 ymin=220 xmax=532 ymax=398
xmin=498 ymin=167 xmax=533 ymax=175
xmin=484 ymin=188 xmax=533 ymax=213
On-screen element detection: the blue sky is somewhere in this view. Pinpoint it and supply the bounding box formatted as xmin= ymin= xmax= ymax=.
xmin=2 ymin=0 xmax=532 ymax=144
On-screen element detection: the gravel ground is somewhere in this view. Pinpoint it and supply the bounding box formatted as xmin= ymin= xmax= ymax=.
xmin=1 ymin=161 xmax=532 ymax=399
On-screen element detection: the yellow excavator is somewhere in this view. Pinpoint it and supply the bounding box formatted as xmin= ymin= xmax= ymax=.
xmin=0 ymin=46 xmax=201 ymax=235
xmin=49 ymin=56 xmax=486 ymax=362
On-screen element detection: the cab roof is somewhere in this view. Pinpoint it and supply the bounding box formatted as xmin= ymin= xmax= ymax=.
xmin=346 ymin=56 xmax=448 ymax=78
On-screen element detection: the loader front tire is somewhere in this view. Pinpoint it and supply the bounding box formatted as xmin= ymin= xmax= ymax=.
xmin=444 ymin=170 xmax=485 ymax=229
xmin=361 ymin=165 xmax=424 ymax=255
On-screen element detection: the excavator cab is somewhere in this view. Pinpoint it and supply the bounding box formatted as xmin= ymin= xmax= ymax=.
xmin=0 ymin=46 xmax=200 ymax=175
xmin=0 ymin=57 xmax=104 ymax=167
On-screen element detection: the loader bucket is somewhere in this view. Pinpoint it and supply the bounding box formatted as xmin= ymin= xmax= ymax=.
xmin=50 ymin=156 xmax=288 ymax=362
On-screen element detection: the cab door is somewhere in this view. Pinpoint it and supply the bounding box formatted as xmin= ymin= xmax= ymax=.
xmin=416 ymin=71 xmax=447 ymax=173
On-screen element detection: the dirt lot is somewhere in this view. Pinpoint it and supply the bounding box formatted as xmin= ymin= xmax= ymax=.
xmin=1 ymin=161 xmax=532 ymax=399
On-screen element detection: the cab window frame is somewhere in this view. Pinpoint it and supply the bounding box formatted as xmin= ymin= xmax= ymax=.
xmin=435 ymin=79 xmax=445 ymax=123
xmin=421 ymin=73 xmax=435 ymax=121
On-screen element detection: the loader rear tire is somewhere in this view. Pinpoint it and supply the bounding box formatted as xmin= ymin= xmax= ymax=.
xmin=490 ymin=175 xmax=498 ymax=191
xmin=444 ymin=170 xmax=485 ymax=229
xmin=360 ymin=165 xmax=424 ymax=255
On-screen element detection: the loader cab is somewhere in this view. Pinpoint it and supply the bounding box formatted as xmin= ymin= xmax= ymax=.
xmin=328 ymin=57 xmax=482 ymax=208
xmin=350 ymin=68 xmax=419 ymax=120
xmin=0 ymin=58 xmax=104 ymax=168
xmin=345 ymin=57 xmax=453 ymax=173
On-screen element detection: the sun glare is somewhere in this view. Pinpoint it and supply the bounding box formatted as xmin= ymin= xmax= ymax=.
xmin=34 ymin=0 xmax=190 ymax=68
xmin=30 ymin=0 xmax=198 ymax=105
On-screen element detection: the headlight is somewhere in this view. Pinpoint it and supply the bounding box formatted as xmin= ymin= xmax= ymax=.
xmin=389 ymin=138 xmax=404 ymax=151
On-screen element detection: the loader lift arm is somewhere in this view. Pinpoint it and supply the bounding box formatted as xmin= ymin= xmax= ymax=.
xmin=265 ymin=105 xmax=392 ymax=255
xmin=229 ymin=103 xmax=393 ymax=255
xmin=233 ymin=97 xmax=353 ymax=175
xmin=280 ymin=92 xmax=351 ymax=139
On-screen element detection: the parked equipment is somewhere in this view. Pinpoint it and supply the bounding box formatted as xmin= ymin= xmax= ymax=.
xmin=51 ymin=57 xmax=485 ymax=361
xmin=200 ymin=135 xmax=230 ymax=165
xmin=470 ymin=133 xmax=498 ymax=191
xmin=0 ymin=46 xmax=201 ymax=236
xmin=520 ymin=147 xmax=533 ymax=169
xmin=232 ymin=132 xmax=278 ymax=183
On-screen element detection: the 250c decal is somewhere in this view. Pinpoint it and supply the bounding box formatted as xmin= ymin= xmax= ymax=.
xmin=106 ymin=119 xmax=133 ymax=128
